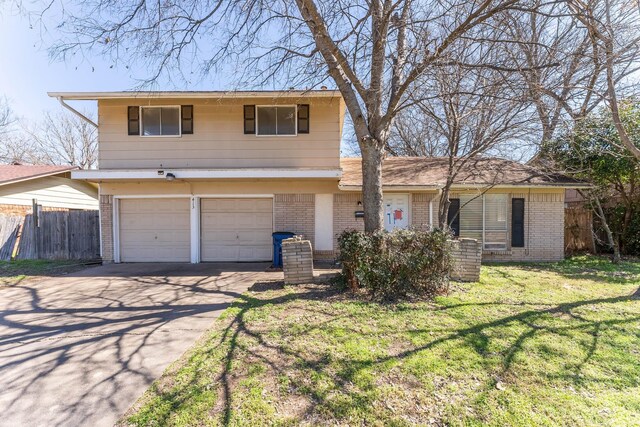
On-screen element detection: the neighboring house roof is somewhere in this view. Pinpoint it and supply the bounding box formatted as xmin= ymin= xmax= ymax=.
xmin=339 ymin=157 xmax=587 ymax=190
xmin=48 ymin=89 xmax=342 ymax=100
xmin=0 ymin=165 xmax=78 ymax=187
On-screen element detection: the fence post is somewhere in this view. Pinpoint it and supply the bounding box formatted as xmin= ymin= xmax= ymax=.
xmin=31 ymin=198 xmax=39 ymax=259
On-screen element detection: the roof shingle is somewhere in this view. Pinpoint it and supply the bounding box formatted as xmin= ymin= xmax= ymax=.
xmin=339 ymin=157 xmax=584 ymax=188
xmin=0 ymin=165 xmax=78 ymax=185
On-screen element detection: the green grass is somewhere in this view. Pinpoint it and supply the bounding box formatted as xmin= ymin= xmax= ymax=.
xmin=122 ymin=256 xmax=640 ymax=426
xmin=0 ymin=259 xmax=94 ymax=286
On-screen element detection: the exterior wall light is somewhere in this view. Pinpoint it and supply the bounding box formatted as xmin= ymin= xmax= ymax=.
xmin=165 ymin=173 xmax=176 ymax=181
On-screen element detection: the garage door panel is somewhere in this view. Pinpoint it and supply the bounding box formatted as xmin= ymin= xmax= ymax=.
xmin=119 ymin=198 xmax=190 ymax=262
xmin=201 ymin=198 xmax=273 ymax=262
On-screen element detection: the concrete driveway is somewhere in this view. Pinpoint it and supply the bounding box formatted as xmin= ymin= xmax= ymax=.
xmin=0 ymin=262 xmax=278 ymax=427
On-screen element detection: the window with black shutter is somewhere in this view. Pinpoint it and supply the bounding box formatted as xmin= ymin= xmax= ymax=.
xmin=298 ymin=104 xmax=309 ymax=134
xmin=448 ymin=198 xmax=460 ymax=237
xmin=127 ymin=106 xmax=139 ymax=135
xmin=512 ymin=198 xmax=525 ymax=247
xmin=181 ymin=105 xmax=193 ymax=134
xmin=244 ymin=105 xmax=256 ymax=134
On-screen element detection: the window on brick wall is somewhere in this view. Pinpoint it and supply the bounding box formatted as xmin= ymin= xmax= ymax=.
xmin=458 ymin=194 xmax=508 ymax=250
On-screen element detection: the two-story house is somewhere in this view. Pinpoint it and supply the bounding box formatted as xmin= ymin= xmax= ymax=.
xmin=51 ymin=90 xmax=585 ymax=264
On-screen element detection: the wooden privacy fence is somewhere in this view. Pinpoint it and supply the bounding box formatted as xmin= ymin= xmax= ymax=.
xmin=0 ymin=210 xmax=100 ymax=261
xmin=565 ymin=206 xmax=595 ymax=254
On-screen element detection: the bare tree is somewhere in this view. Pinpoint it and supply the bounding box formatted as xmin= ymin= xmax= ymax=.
xmin=0 ymin=96 xmax=15 ymax=138
xmin=40 ymin=0 xmax=544 ymax=231
xmin=389 ymin=40 xmax=535 ymax=227
xmin=499 ymin=0 xmax=640 ymax=162
xmin=568 ymin=0 xmax=640 ymax=161
xmin=23 ymin=112 xmax=98 ymax=169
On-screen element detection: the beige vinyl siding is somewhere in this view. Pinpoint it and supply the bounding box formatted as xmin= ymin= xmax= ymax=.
xmin=0 ymin=176 xmax=98 ymax=210
xmin=98 ymin=97 xmax=343 ymax=169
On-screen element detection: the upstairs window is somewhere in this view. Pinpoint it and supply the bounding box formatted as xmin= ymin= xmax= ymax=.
xmin=256 ymin=106 xmax=297 ymax=136
xmin=141 ymin=106 xmax=181 ymax=136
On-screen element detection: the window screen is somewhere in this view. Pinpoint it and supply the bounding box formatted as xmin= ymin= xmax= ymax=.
xmin=256 ymin=106 xmax=296 ymax=135
xmin=141 ymin=106 xmax=181 ymax=136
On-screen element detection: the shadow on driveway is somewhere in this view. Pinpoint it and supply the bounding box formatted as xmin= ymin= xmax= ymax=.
xmin=0 ymin=262 xmax=277 ymax=427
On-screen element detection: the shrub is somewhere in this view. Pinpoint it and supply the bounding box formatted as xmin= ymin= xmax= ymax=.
xmin=338 ymin=228 xmax=453 ymax=301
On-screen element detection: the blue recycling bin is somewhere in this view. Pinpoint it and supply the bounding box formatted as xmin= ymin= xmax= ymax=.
xmin=272 ymin=231 xmax=295 ymax=267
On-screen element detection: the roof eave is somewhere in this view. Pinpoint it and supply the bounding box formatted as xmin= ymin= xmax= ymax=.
xmin=0 ymin=167 xmax=78 ymax=187
xmin=48 ymin=90 xmax=343 ymax=101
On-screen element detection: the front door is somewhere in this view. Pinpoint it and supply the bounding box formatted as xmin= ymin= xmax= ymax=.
xmin=384 ymin=194 xmax=409 ymax=231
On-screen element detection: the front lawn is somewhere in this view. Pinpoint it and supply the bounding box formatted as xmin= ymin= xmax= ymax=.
xmin=122 ymin=256 xmax=640 ymax=426
xmin=0 ymin=259 xmax=97 ymax=286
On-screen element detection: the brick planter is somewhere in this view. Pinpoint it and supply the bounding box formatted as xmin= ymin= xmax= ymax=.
xmin=450 ymin=238 xmax=482 ymax=282
xmin=282 ymin=236 xmax=314 ymax=284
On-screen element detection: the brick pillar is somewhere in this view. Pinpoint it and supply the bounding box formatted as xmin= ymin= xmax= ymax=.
xmin=100 ymin=195 xmax=114 ymax=263
xmin=450 ymin=238 xmax=482 ymax=282
xmin=282 ymin=236 xmax=314 ymax=284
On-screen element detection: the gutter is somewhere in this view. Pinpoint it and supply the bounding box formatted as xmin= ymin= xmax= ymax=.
xmin=57 ymin=96 xmax=98 ymax=128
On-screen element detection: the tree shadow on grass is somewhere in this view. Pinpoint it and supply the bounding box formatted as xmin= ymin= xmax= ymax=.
xmin=134 ymin=271 xmax=640 ymax=426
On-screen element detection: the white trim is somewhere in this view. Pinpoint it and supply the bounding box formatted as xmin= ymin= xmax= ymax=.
xmin=255 ymin=105 xmax=298 ymax=136
xmin=112 ymin=198 xmax=120 ymax=263
xmin=98 ymin=186 xmax=103 ymax=257
xmin=48 ymin=90 xmax=342 ymax=100
xmin=190 ymin=197 xmax=200 ymax=263
xmin=113 ymin=194 xmax=192 ymax=199
xmin=429 ymin=199 xmax=433 ymax=230
xmin=72 ymin=168 xmax=342 ymax=180
xmin=139 ymin=105 xmax=182 ymax=137
xmin=196 ymin=194 xmax=274 ymax=198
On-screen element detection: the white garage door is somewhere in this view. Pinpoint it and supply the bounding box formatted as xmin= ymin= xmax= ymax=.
xmin=119 ymin=198 xmax=190 ymax=262
xmin=201 ymin=198 xmax=273 ymax=262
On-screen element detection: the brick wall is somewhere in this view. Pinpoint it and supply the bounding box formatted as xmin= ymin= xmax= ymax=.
xmin=450 ymin=238 xmax=482 ymax=282
xmin=282 ymin=236 xmax=314 ymax=284
xmin=411 ymin=193 xmax=439 ymax=230
xmin=483 ymin=191 xmax=565 ymax=262
xmin=0 ymin=204 xmax=32 ymax=216
xmin=333 ymin=193 xmax=365 ymax=251
xmin=0 ymin=204 xmax=73 ymax=215
xmin=100 ymin=195 xmax=114 ymax=263
xmin=274 ymin=194 xmax=315 ymax=247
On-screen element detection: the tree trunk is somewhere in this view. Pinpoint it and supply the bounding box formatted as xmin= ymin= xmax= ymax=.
xmin=593 ymin=197 xmax=620 ymax=264
xmin=361 ymin=143 xmax=385 ymax=232
xmin=438 ymin=188 xmax=451 ymax=229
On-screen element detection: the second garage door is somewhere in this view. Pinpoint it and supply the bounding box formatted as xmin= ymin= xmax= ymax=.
xmin=119 ymin=198 xmax=191 ymax=262
xmin=201 ymin=198 xmax=273 ymax=262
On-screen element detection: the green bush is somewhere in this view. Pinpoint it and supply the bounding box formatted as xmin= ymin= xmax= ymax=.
xmin=338 ymin=228 xmax=453 ymax=301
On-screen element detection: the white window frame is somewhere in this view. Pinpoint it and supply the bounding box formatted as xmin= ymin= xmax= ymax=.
xmin=139 ymin=105 xmax=182 ymax=137
xmin=255 ymin=105 xmax=298 ymax=137
xmin=482 ymin=194 xmax=508 ymax=251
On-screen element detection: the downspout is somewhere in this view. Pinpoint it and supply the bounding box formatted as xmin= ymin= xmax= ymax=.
xmin=57 ymin=96 xmax=98 ymax=128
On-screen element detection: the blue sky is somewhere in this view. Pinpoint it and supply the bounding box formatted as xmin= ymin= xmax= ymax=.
xmin=0 ymin=4 xmax=235 ymax=120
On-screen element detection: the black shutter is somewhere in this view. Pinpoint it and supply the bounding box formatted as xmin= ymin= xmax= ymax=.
xmin=127 ymin=106 xmax=139 ymax=135
xmin=181 ymin=105 xmax=193 ymax=134
xmin=298 ymin=104 xmax=309 ymax=133
xmin=512 ymin=198 xmax=525 ymax=247
xmin=244 ymin=105 xmax=255 ymax=134
xmin=448 ymin=198 xmax=460 ymax=237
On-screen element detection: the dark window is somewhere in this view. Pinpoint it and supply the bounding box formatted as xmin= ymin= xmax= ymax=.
xmin=256 ymin=106 xmax=296 ymax=135
xmin=140 ymin=106 xmax=180 ymax=136
xmin=298 ymin=104 xmax=309 ymax=133
xmin=448 ymin=198 xmax=460 ymax=237
xmin=512 ymin=198 xmax=525 ymax=247
xmin=127 ymin=106 xmax=139 ymax=135
xmin=181 ymin=105 xmax=193 ymax=134
xmin=244 ymin=105 xmax=255 ymax=134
